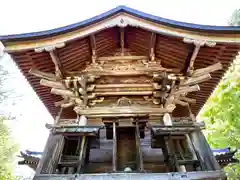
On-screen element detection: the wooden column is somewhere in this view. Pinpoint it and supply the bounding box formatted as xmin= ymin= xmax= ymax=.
xmin=135 ymin=121 xmax=144 ymax=172
xmin=35 ymin=133 xmax=64 ymax=175
xmin=185 ymin=134 xmax=203 ymax=171
xmin=77 ymin=136 xmax=88 ymax=173
xmin=189 ymin=130 xmax=221 ymax=171
xmin=112 ymin=121 xmax=117 ymax=172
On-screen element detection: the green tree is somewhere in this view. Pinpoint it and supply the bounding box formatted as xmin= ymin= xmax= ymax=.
xmin=200 ymin=52 xmax=240 ymax=180
xmin=200 ymin=9 xmax=240 ymax=180
xmin=228 ymin=9 xmax=240 ymax=26
xmin=0 ymin=51 xmax=19 ymax=179
xmin=0 ymin=118 xmax=18 ymax=180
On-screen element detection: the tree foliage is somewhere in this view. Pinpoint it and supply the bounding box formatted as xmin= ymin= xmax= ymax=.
xmin=200 ymin=57 xmax=240 ymax=180
xmin=0 ymin=53 xmax=19 ymax=179
xmin=228 ymin=9 xmax=240 ymax=26
xmin=0 ymin=118 xmax=18 ymax=180
xmin=201 ymin=59 xmax=240 ymax=147
xmin=200 ymin=9 xmax=240 ymax=180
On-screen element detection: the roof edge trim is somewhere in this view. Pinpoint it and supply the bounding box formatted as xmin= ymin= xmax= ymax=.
xmin=1 ymin=5 xmax=240 ymax=41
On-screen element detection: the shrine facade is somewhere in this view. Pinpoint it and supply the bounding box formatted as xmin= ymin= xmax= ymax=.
xmin=1 ymin=6 xmax=240 ymax=180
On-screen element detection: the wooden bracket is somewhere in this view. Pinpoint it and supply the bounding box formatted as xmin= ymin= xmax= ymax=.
xmin=49 ymin=50 xmax=64 ymax=78
xmin=34 ymin=43 xmax=65 ymax=78
xmin=183 ymin=38 xmax=216 ymax=75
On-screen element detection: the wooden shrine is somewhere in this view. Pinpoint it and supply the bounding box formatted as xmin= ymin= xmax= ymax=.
xmin=1 ymin=6 xmax=240 ymax=180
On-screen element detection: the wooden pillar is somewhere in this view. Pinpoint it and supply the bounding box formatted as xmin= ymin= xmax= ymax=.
xmin=35 ymin=133 xmax=64 ymax=175
xmin=112 ymin=121 xmax=117 ymax=172
xmin=185 ymin=134 xmax=203 ymax=170
xmin=135 ymin=121 xmax=144 ymax=172
xmin=189 ymin=130 xmax=221 ymax=171
xmin=77 ymin=136 xmax=88 ymax=173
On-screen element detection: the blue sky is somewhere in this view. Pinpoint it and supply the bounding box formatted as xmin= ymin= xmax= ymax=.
xmin=0 ymin=0 xmax=239 ymax=177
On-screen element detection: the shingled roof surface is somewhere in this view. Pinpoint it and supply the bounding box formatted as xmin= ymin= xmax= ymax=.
xmin=1 ymin=6 xmax=240 ymax=119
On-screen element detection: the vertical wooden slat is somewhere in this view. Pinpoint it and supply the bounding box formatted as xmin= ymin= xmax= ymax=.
xmin=112 ymin=121 xmax=117 ymax=172
xmin=35 ymin=133 xmax=64 ymax=174
xmin=190 ymin=130 xmax=221 ymax=171
xmin=135 ymin=121 xmax=144 ymax=171
xmin=185 ymin=134 xmax=202 ymax=171
xmin=51 ymin=135 xmax=65 ymax=173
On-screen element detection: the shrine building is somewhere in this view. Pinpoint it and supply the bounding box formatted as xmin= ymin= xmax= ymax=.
xmin=1 ymin=6 xmax=240 ymax=180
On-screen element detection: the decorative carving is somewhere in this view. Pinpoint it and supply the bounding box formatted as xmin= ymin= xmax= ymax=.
xmin=183 ymin=38 xmax=216 ymax=47
xmin=84 ymin=62 xmax=103 ymax=72
xmin=98 ymin=77 xmax=151 ymax=84
xmin=89 ymin=97 xmax=104 ymax=106
xmin=34 ymin=42 xmax=65 ymax=53
xmin=116 ymin=97 xmax=132 ymax=106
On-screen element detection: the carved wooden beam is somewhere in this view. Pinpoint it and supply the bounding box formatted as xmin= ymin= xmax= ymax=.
xmin=97 ymin=91 xmax=153 ymax=96
xmin=183 ymin=38 xmax=216 ymax=75
xmin=40 ymin=79 xmax=65 ymax=89
xmin=34 ymin=43 xmax=65 ymax=78
xmin=29 ymin=68 xmax=58 ymax=81
xmin=51 ymin=88 xmax=75 ymax=97
xmin=149 ymin=32 xmax=157 ymax=61
xmin=74 ymin=106 xmax=175 ymax=117
xmin=96 ymin=84 xmax=152 ymax=89
xmin=192 ymin=62 xmax=222 ymax=77
xmin=90 ymin=34 xmax=97 ymax=64
xmin=183 ymin=74 xmax=211 ymax=86
xmin=98 ymin=55 xmax=147 ymax=61
xmin=173 ymin=85 xmax=200 ymax=95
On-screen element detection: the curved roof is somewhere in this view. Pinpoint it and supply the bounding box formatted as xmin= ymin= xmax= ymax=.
xmin=1 ymin=5 xmax=240 ymax=41
xmin=2 ymin=6 xmax=240 ymax=119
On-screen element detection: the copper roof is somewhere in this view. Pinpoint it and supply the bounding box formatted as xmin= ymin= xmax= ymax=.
xmin=1 ymin=6 xmax=240 ymax=119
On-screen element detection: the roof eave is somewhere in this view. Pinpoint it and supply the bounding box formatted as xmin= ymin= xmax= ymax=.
xmin=1 ymin=5 xmax=240 ymax=43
